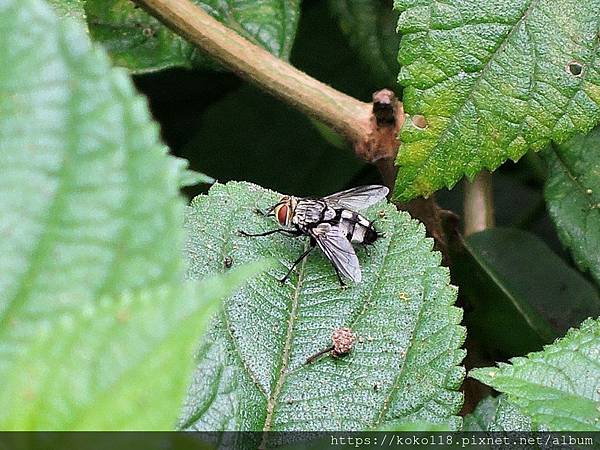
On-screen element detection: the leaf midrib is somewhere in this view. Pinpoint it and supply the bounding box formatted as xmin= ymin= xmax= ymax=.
xmin=0 ymin=24 xmax=71 ymax=334
xmin=261 ymin=239 xmax=309 ymax=435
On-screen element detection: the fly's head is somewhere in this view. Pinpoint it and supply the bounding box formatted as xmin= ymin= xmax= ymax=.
xmin=270 ymin=195 xmax=297 ymax=227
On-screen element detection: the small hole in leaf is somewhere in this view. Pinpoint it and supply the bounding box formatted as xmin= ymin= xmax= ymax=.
xmin=142 ymin=27 xmax=155 ymax=38
xmin=411 ymin=115 xmax=428 ymax=129
xmin=567 ymin=61 xmax=583 ymax=77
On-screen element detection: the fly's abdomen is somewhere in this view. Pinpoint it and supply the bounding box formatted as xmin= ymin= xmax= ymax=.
xmin=362 ymin=225 xmax=380 ymax=245
xmin=338 ymin=210 xmax=379 ymax=245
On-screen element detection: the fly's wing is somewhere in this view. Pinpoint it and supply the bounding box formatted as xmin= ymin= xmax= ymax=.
xmin=323 ymin=185 xmax=389 ymax=210
xmin=312 ymin=223 xmax=361 ymax=283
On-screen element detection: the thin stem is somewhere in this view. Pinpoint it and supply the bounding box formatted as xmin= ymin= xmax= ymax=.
xmin=463 ymin=170 xmax=495 ymax=236
xmin=133 ymin=0 xmax=371 ymax=144
xmin=305 ymin=346 xmax=334 ymax=365
xmin=133 ymin=0 xmax=452 ymax=255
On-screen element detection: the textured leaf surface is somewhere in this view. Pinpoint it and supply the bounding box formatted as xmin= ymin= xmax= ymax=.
xmin=0 ymin=0 xmax=255 ymax=429
xmin=394 ymin=0 xmax=600 ymax=200
xmin=47 ymin=0 xmax=86 ymax=25
xmin=1 ymin=269 xmax=261 ymax=430
xmin=453 ymin=228 xmax=600 ymax=356
xmin=463 ymin=395 xmax=538 ymax=432
xmin=545 ymin=130 xmax=600 ymax=288
xmin=329 ymin=0 xmax=400 ymax=87
xmin=471 ymin=318 xmax=600 ymax=431
xmin=85 ymin=0 xmax=301 ymax=72
xmin=378 ymin=421 xmax=450 ymax=431
xmin=181 ymin=182 xmax=465 ymax=434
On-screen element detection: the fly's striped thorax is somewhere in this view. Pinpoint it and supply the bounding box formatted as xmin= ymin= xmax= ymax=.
xmin=292 ymin=199 xmax=336 ymax=227
xmin=337 ymin=209 xmax=378 ymax=245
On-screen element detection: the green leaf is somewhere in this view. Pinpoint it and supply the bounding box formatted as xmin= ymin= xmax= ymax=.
xmin=329 ymin=0 xmax=400 ymax=87
xmin=47 ymin=0 xmax=87 ymax=26
xmin=453 ymin=228 xmax=600 ymax=357
xmin=378 ymin=421 xmax=450 ymax=431
xmin=471 ymin=317 xmax=600 ymax=431
xmin=393 ymin=0 xmax=600 ymax=201
xmin=179 ymin=170 xmax=215 ymax=188
xmin=463 ymin=397 xmax=497 ymax=432
xmin=85 ymin=0 xmax=301 ymax=73
xmin=180 ymin=181 xmax=465 ymax=433
xmin=0 ymin=0 xmax=183 ymax=307
xmin=0 ymin=0 xmax=256 ymax=429
xmin=545 ymin=130 xmax=600 ymax=288
xmin=463 ymin=395 xmax=538 ymax=432
xmin=168 ymin=154 xmax=215 ymax=188
xmin=0 ymin=267 xmax=262 ymax=430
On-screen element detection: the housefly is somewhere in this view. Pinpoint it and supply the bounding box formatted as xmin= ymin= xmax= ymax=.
xmin=239 ymin=185 xmax=388 ymax=286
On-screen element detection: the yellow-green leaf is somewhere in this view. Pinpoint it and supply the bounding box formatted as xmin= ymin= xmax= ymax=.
xmin=394 ymin=0 xmax=600 ymax=200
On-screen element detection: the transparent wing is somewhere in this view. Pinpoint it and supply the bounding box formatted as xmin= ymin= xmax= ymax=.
xmin=312 ymin=224 xmax=361 ymax=283
xmin=323 ymin=185 xmax=389 ymax=210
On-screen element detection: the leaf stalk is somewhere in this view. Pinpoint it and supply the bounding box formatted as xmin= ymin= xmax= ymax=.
xmin=464 ymin=170 xmax=495 ymax=236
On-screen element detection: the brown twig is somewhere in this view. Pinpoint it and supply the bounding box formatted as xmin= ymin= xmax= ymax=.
xmin=133 ymin=0 xmax=450 ymax=252
xmin=463 ymin=171 xmax=495 ymax=236
xmin=133 ymin=0 xmax=404 ymax=166
xmin=133 ymin=0 xmax=371 ymax=145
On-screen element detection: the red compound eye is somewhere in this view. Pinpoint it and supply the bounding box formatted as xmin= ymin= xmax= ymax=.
xmin=276 ymin=204 xmax=289 ymax=225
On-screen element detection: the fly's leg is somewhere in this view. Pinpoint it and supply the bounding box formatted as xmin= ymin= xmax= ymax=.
xmin=254 ymin=207 xmax=273 ymax=216
xmin=238 ymin=228 xmax=301 ymax=238
xmin=279 ymin=245 xmax=315 ymax=284
xmin=335 ymin=270 xmax=347 ymax=288
xmin=361 ymin=244 xmax=371 ymax=257
xmin=254 ymin=202 xmax=279 ymax=216
xmin=330 ymin=264 xmax=347 ymax=288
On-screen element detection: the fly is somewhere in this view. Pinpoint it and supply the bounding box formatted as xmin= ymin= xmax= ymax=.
xmin=238 ymin=185 xmax=388 ymax=286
